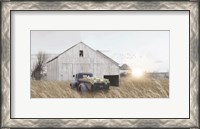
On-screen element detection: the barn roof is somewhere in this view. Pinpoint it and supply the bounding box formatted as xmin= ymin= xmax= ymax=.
xmin=96 ymin=50 xmax=118 ymax=66
xmin=46 ymin=43 xmax=78 ymax=63
xmin=120 ymin=64 xmax=131 ymax=70
xmin=46 ymin=42 xmax=119 ymax=66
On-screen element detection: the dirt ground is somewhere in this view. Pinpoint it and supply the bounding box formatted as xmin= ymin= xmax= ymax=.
xmin=31 ymin=76 xmax=169 ymax=98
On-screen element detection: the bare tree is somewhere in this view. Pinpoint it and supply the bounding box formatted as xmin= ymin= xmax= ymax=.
xmin=31 ymin=52 xmax=48 ymax=80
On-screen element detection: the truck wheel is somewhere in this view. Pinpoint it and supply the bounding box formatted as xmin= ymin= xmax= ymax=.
xmin=79 ymin=84 xmax=88 ymax=92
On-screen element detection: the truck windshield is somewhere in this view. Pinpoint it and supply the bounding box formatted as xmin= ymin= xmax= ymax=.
xmin=77 ymin=73 xmax=93 ymax=79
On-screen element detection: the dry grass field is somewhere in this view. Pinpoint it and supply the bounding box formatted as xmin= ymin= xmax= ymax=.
xmin=31 ymin=76 xmax=169 ymax=98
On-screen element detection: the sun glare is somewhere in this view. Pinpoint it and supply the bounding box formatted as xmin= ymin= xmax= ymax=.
xmin=132 ymin=68 xmax=144 ymax=78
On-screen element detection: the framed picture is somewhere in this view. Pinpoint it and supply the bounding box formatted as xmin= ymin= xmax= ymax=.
xmin=1 ymin=0 xmax=199 ymax=128
xmin=31 ymin=30 xmax=170 ymax=98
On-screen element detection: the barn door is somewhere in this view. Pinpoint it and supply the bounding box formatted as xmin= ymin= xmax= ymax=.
xmin=104 ymin=75 xmax=119 ymax=86
xmin=62 ymin=63 xmax=73 ymax=81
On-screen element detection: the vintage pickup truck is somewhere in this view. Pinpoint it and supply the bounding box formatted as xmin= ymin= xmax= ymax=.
xmin=70 ymin=73 xmax=110 ymax=92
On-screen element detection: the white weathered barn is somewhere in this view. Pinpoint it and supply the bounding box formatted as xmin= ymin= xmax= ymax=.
xmin=47 ymin=42 xmax=120 ymax=86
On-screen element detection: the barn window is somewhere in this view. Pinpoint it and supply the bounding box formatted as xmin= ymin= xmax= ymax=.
xmin=79 ymin=50 xmax=83 ymax=57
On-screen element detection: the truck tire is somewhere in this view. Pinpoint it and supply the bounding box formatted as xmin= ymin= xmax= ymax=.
xmin=79 ymin=83 xmax=88 ymax=92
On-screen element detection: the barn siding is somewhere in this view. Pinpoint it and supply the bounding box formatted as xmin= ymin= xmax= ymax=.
xmin=47 ymin=42 xmax=119 ymax=81
xmin=47 ymin=58 xmax=59 ymax=80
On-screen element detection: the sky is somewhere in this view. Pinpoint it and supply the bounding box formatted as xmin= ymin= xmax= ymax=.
xmin=31 ymin=31 xmax=169 ymax=72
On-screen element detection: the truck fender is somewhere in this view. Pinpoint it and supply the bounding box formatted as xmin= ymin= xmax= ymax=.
xmin=79 ymin=83 xmax=89 ymax=92
xmin=70 ymin=81 xmax=77 ymax=89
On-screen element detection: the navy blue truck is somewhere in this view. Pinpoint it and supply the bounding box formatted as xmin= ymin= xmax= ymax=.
xmin=70 ymin=73 xmax=110 ymax=92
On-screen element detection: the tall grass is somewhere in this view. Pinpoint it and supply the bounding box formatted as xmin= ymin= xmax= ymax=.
xmin=31 ymin=76 xmax=169 ymax=98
